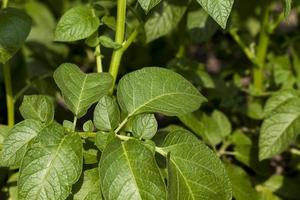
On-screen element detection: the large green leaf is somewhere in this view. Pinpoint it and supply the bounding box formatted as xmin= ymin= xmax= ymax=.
xmin=226 ymin=164 xmax=259 ymax=200
xmin=73 ymin=168 xmax=102 ymax=200
xmin=54 ymin=63 xmax=112 ymax=117
xmin=117 ymin=67 xmax=206 ymax=117
xmin=259 ymin=98 xmax=300 ymax=160
xmin=0 ymin=8 xmax=32 ymax=64
xmin=18 ymin=123 xmax=82 ymax=200
xmin=195 ymin=0 xmax=234 ymax=29
xmin=144 ymin=0 xmax=187 ymax=42
xmin=99 ymin=139 xmax=166 ymax=200
xmin=93 ymin=95 xmax=120 ymax=131
xmin=161 ymin=128 xmax=232 ymax=200
xmin=54 ymin=6 xmax=100 ymax=41
xmin=0 ymin=119 xmax=44 ymax=167
xmin=19 ymin=95 xmax=54 ymax=123
xmin=138 ymin=0 xmax=162 ymax=13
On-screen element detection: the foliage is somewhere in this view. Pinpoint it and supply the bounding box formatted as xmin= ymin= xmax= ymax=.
xmin=1 ymin=0 xmax=300 ymax=199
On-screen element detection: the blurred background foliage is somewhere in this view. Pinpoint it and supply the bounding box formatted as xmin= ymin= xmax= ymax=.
xmin=2 ymin=0 xmax=300 ymax=199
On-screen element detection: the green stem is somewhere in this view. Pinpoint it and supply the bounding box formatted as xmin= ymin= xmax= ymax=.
xmin=3 ymin=63 xmax=14 ymax=128
xmin=114 ymin=116 xmax=129 ymax=134
xmin=73 ymin=116 xmax=77 ymax=131
xmin=2 ymin=0 xmax=8 ymax=8
xmin=253 ymin=2 xmax=270 ymax=93
xmin=108 ymin=0 xmax=127 ymax=92
xmin=230 ymin=29 xmax=258 ymax=66
xmin=78 ymin=132 xmax=96 ymax=138
xmin=95 ymin=44 xmax=103 ymax=72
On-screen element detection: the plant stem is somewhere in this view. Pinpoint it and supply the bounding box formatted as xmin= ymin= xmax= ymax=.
xmin=2 ymin=0 xmax=8 ymax=8
xmin=73 ymin=116 xmax=77 ymax=131
xmin=108 ymin=0 xmax=126 ymax=92
xmin=114 ymin=116 xmax=129 ymax=134
xmin=230 ymin=29 xmax=258 ymax=66
xmin=3 ymin=63 xmax=14 ymax=128
xmin=78 ymin=132 xmax=97 ymax=138
xmin=253 ymin=2 xmax=270 ymax=93
xmin=95 ymin=44 xmax=103 ymax=72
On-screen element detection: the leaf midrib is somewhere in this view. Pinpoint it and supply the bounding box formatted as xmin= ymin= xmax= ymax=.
xmin=33 ymin=134 xmax=68 ymax=200
xmin=129 ymin=92 xmax=201 ymax=117
xmin=121 ymin=143 xmax=142 ymax=200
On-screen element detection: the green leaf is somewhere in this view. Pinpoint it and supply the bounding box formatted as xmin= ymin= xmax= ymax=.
xmin=132 ymin=113 xmax=158 ymax=140
xmin=95 ymin=131 xmax=113 ymax=151
xmin=259 ymin=98 xmax=300 ymax=160
xmin=226 ymin=164 xmax=259 ymax=200
xmin=83 ymin=120 xmax=94 ymax=132
xmin=144 ymin=0 xmax=187 ymax=43
xmin=138 ymin=0 xmax=162 ymax=13
xmin=19 ymin=95 xmax=54 ymax=123
xmin=0 ymin=119 xmax=44 ymax=167
xmin=212 ymin=110 xmax=232 ymax=138
xmin=117 ymin=67 xmax=206 ymax=117
xmin=18 ymin=123 xmax=83 ymax=200
xmin=93 ymin=95 xmax=120 ymax=131
xmin=63 ymin=120 xmax=74 ymax=131
xmin=54 ymin=63 xmax=112 ymax=117
xmin=73 ymin=168 xmax=102 ymax=200
xmin=195 ymin=0 xmax=234 ymax=29
xmin=161 ymin=128 xmax=232 ymax=200
xmin=261 ymin=175 xmax=300 ymax=199
xmin=99 ymin=138 xmax=166 ymax=199
xmin=99 ymin=35 xmax=122 ymax=49
xmin=54 ymin=6 xmax=100 ymax=41
xmin=0 ymin=125 xmax=10 ymax=145
xmin=0 ymin=8 xmax=32 ymax=64
xmin=264 ymin=90 xmax=299 ymax=118
xmin=179 ymin=110 xmax=230 ymax=145
xmin=187 ymin=9 xmax=218 ymax=43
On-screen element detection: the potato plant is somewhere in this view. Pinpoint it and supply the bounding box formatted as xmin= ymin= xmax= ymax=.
xmin=0 ymin=0 xmax=300 ymax=199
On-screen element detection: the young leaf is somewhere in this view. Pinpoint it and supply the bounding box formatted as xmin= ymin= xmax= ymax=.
xmin=63 ymin=120 xmax=74 ymax=131
xmin=0 ymin=8 xmax=32 ymax=64
xmin=259 ymin=98 xmax=300 ymax=160
xmin=19 ymin=95 xmax=54 ymax=123
xmin=117 ymin=67 xmax=206 ymax=117
xmin=72 ymin=168 xmax=102 ymax=200
xmin=138 ymin=0 xmax=162 ymax=13
xmin=93 ymin=95 xmax=120 ymax=131
xmin=0 ymin=119 xmax=44 ymax=167
xmin=18 ymin=123 xmax=83 ymax=200
xmin=226 ymin=164 xmax=259 ymax=200
xmin=95 ymin=131 xmax=113 ymax=151
xmin=99 ymin=35 xmax=122 ymax=49
xmin=132 ymin=113 xmax=158 ymax=140
xmin=83 ymin=120 xmax=94 ymax=132
xmin=99 ymin=139 xmax=167 ymax=199
xmin=161 ymin=128 xmax=232 ymax=200
xmin=54 ymin=6 xmax=100 ymax=41
xmin=144 ymin=0 xmax=187 ymax=43
xmin=54 ymin=63 xmax=113 ymax=117
xmin=195 ymin=0 xmax=234 ymax=29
